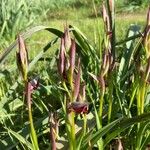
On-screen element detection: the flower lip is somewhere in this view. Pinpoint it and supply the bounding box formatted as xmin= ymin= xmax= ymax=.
xmin=68 ymin=101 xmax=89 ymax=114
xmin=29 ymin=77 xmax=39 ymax=92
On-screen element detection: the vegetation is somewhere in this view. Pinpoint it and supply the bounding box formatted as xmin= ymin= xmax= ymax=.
xmin=1 ymin=0 xmax=150 ymax=149
xmin=0 ymin=0 xmax=148 ymax=49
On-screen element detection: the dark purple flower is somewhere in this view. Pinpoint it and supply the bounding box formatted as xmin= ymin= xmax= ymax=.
xmin=68 ymin=102 xmax=88 ymax=114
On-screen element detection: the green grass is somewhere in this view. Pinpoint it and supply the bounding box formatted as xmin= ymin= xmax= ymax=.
xmin=28 ymin=12 xmax=146 ymax=53
xmin=1 ymin=10 xmax=146 ymax=71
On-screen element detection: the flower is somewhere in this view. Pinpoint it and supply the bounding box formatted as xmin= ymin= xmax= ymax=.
xmin=29 ymin=77 xmax=39 ymax=92
xmin=68 ymin=101 xmax=88 ymax=114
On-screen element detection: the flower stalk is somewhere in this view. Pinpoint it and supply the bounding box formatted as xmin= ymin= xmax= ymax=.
xmin=16 ymin=35 xmax=39 ymax=150
xmin=58 ymin=27 xmax=88 ymax=150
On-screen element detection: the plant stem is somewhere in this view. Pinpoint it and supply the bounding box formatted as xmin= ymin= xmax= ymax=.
xmin=108 ymin=73 xmax=113 ymax=123
xmin=140 ymin=83 xmax=146 ymax=114
xmin=68 ymin=112 xmax=76 ymax=150
xmin=99 ymin=94 xmax=104 ymax=127
xmin=107 ymin=0 xmax=116 ymax=59
xmin=108 ymin=98 xmax=112 ymax=123
xmin=29 ymin=109 xmax=39 ymax=150
xmin=63 ymin=81 xmax=71 ymax=100
xmin=97 ymin=93 xmax=104 ymax=150
xmin=26 ymin=81 xmax=39 ymax=150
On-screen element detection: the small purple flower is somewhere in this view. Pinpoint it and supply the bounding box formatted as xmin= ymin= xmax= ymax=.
xmin=25 ymin=78 xmax=39 ymax=109
xmin=29 ymin=77 xmax=39 ymax=92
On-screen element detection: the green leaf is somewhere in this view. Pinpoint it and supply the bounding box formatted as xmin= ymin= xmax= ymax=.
xmin=104 ymin=113 xmax=150 ymax=147
xmin=81 ymin=118 xmax=122 ymax=149
xmin=6 ymin=128 xmax=33 ymax=149
xmin=0 ymin=25 xmax=63 ymax=64
xmin=117 ymin=24 xmax=141 ymax=83
xmin=1 ymin=116 xmax=48 ymax=149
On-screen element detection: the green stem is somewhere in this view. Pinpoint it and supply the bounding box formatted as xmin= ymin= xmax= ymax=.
xmin=137 ymin=87 xmax=141 ymax=115
xmin=62 ymin=81 xmax=71 ymax=100
xmin=83 ymin=115 xmax=87 ymax=137
xmin=107 ymin=0 xmax=116 ymax=59
xmin=28 ymin=109 xmax=39 ymax=150
xmin=26 ymin=81 xmax=39 ymax=150
xmin=99 ymin=94 xmax=104 ymax=127
xmin=108 ymin=89 xmax=113 ymax=123
xmin=68 ymin=112 xmax=76 ymax=150
xmin=77 ymin=114 xmax=87 ymax=150
xmin=108 ymin=75 xmax=113 ymax=123
xmin=21 ymin=92 xmax=25 ymax=126
xmin=98 ymin=93 xmax=104 ymax=150
xmin=140 ymin=83 xmax=146 ymax=114
xmin=136 ymin=82 xmax=146 ymax=149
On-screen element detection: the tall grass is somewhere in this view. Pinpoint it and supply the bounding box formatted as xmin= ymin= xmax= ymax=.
xmin=0 ymin=0 xmax=77 ymax=49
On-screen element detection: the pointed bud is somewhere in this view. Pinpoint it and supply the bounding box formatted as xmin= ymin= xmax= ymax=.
xmin=58 ymin=37 xmax=66 ymax=78
xmin=145 ymin=57 xmax=150 ymax=81
xmin=70 ymin=40 xmax=76 ymax=77
xmin=109 ymin=0 xmax=114 ymax=12
xmin=102 ymin=4 xmax=110 ymax=32
xmin=16 ymin=35 xmax=28 ymax=81
xmin=102 ymin=4 xmax=108 ymax=23
xmin=144 ymin=26 xmax=150 ymax=58
xmin=147 ymin=7 xmax=150 ymax=26
xmin=64 ymin=27 xmax=71 ymax=50
xmin=78 ymin=83 xmax=86 ymax=102
xmin=73 ymin=58 xmax=81 ymax=101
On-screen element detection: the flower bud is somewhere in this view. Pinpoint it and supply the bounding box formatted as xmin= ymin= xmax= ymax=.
xmin=58 ymin=37 xmax=66 ymax=78
xmin=73 ymin=58 xmax=81 ymax=101
xmin=16 ymin=35 xmax=28 ymax=81
xmin=64 ymin=27 xmax=71 ymax=50
xmin=69 ymin=40 xmax=76 ymax=77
